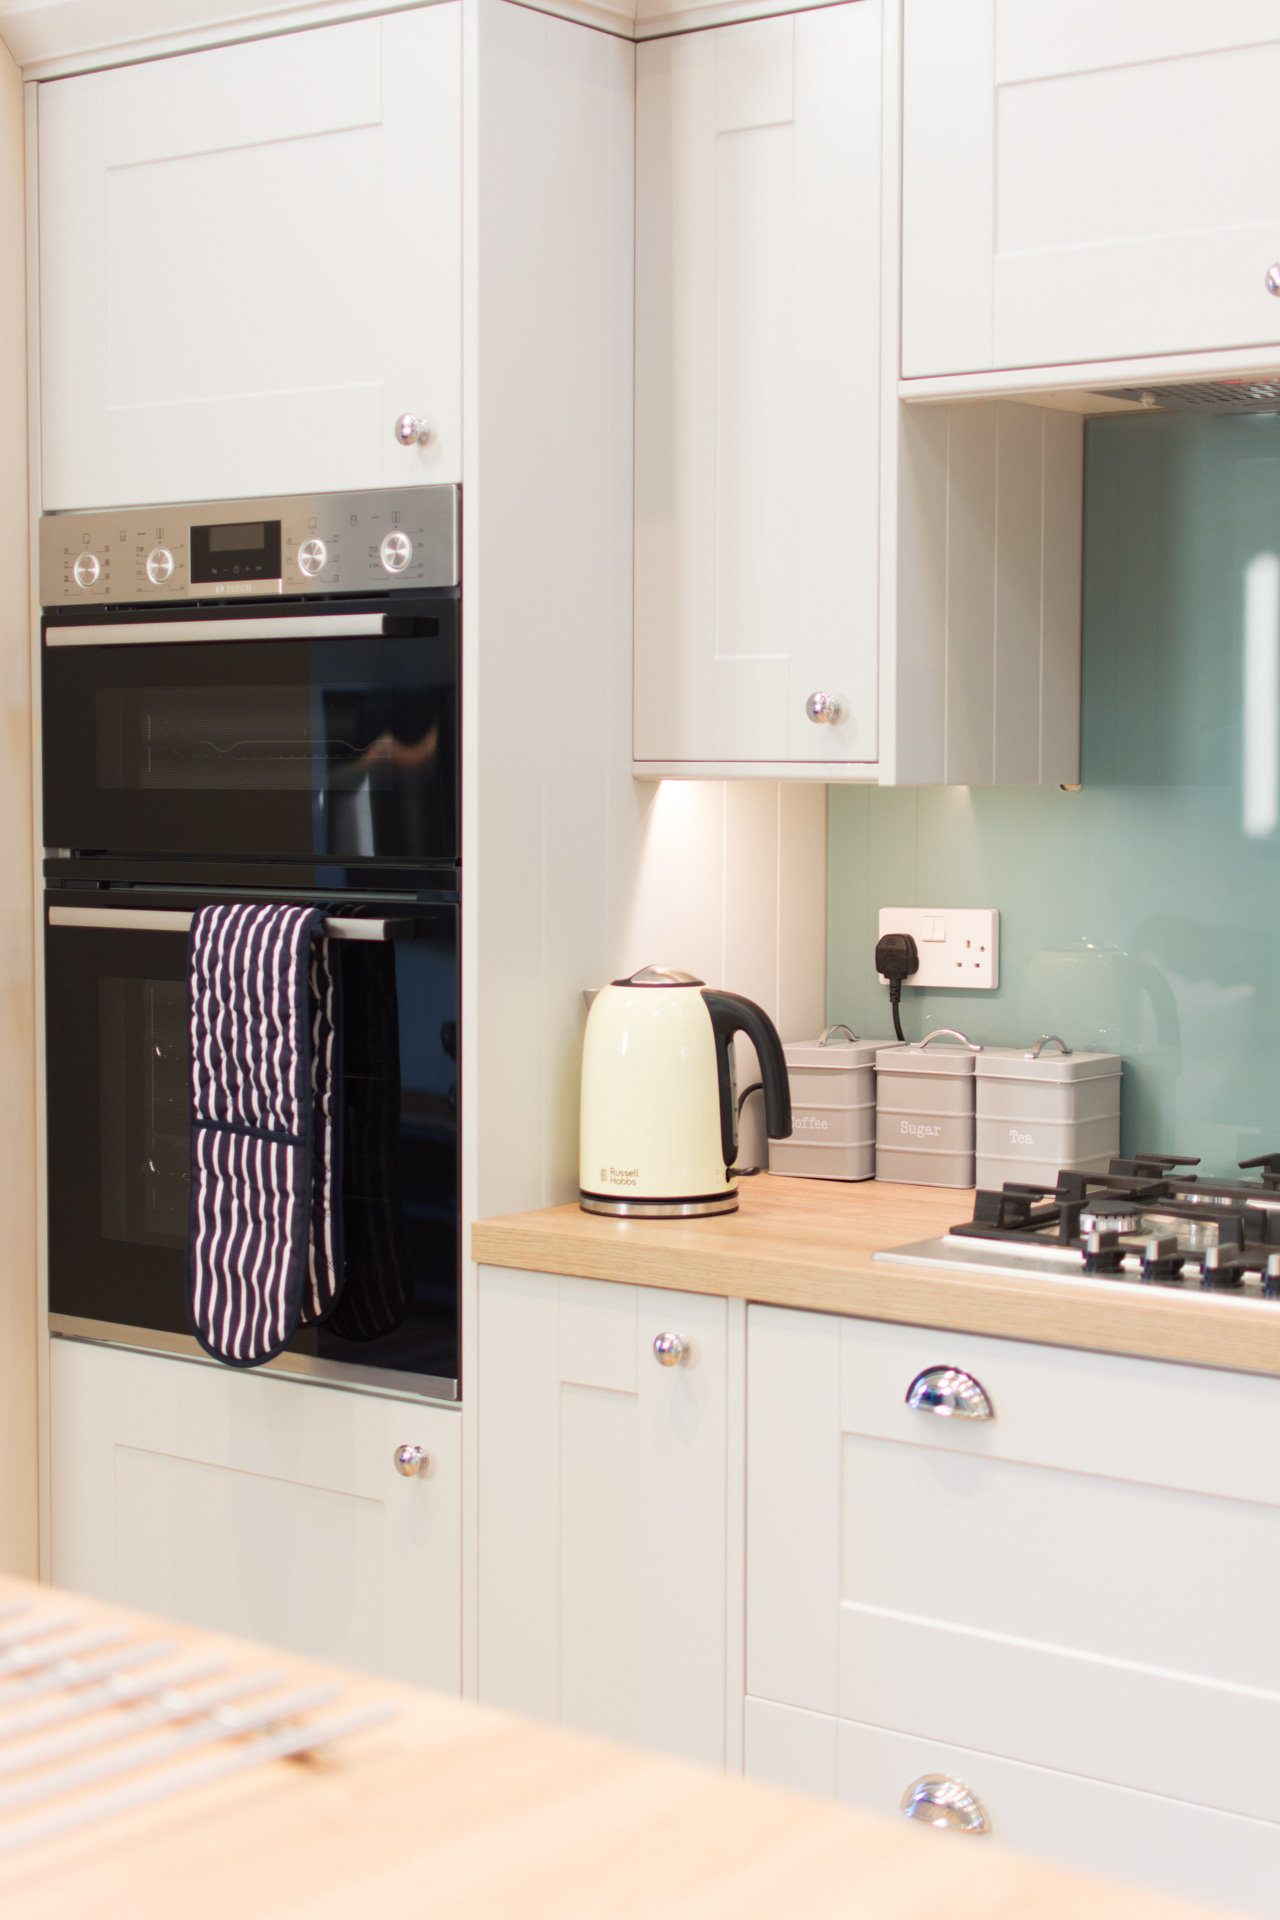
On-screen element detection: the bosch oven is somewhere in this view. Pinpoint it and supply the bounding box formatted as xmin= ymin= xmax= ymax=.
xmin=39 ymin=487 xmax=461 ymax=1400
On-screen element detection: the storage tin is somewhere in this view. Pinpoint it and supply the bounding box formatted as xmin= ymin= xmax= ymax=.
xmin=768 ymin=1027 xmax=896 ymax=1181
xmin=974 ymin=1037 xmax=1121 ymax=1190
xmin=874 ymin=1030 xmax=979 ymax=1187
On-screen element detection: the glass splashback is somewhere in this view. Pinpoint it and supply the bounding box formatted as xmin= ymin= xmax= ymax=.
xmin=827 ymin=411 xmax=1280 ymax=1174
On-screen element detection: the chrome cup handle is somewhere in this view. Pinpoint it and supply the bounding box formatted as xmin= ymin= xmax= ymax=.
xmin=906 ymin=1367 xmax=994 ymax=1421
xmin=901 ymin=1775 xmax=991 ymax=1833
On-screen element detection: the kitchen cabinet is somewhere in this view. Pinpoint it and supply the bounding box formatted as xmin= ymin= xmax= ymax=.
xmin=50 ymin=1337 xmax=461 ymax=1693
xmin=634 ymin=1 xmax=1082 ymax=784
xmin=476 ymin=1266 xmax=734 ymax=1765
xmin=36 ymin=8 xmax=461 ymax=510
xmin=745 ymin=1304 xmax=1280 ymax=1915
xmin=902 ymin=0 xmax=1280 ymax=380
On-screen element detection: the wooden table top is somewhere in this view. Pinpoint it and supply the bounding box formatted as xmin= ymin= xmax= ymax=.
xmin=472 ymin=1173 xmax=1280 ymax=1377
xmin=0 ymin=1577 xmax=1242 ymax=1920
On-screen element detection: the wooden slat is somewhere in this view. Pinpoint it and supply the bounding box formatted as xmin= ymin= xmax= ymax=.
xmin=471 ymin=1173 xmax=1280 ymax=1378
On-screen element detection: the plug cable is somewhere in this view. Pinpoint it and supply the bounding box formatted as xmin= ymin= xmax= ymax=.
xmin=874 ymin=933 xmax=920 ymax=1043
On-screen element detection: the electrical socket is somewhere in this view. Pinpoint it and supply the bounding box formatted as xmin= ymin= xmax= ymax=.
xmin=877 ymin=908 xmax=999 ymax=990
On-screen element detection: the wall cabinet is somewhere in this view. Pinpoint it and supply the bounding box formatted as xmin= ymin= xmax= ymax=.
xmin=902 ymin=0 xmax=1280 ymax=380
xmin=634 ymin=1 xmax=1082 ymax=784
xmin=51 ymin=1338 xmax=461 ymax=1693
xmin=37 ymin=8 xmax=461 ymax=510
xmin=634 ymin=5 xmax=881 ymax=770
xmin=476 ymin=1266 xmax=733 ymax=1765
xmin=745 ymin=1304 xmax=1280 ymax=1916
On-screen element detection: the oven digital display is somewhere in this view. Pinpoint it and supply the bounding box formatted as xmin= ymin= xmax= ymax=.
xmin=209 ymin=522 xmax=266 ymax=553
xmin=190 ymin=519 xmax=282 ymax=584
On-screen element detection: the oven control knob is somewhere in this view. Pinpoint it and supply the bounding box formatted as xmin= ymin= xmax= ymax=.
xmin=145 ymin=547 xmax=174 ymax=585
xmin=72 ymin=552 xmax=100 ymax=588
xmin=379 ymin=530 xmax=412 ymax=574
xmin=297 ymin=538 xmax=327 ymax=577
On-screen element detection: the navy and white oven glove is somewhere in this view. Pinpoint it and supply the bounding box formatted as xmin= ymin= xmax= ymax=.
xmin=185 ymin=903 xmax=344 ymax=1367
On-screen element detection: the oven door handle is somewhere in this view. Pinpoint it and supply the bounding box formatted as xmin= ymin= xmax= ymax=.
xmin=44 ymin=613 xmax=394 ymax=647
xmin=47 ymin=906 xmax=435 ymax=942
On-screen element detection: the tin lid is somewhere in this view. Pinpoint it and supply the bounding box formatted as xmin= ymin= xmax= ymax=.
xmin=875 ymin=1030 xmax=980 ymax=1077
xmin=784 ymin=1026 xmax=891 ymax=1070
xmin=976 ymin=1042 xmax=1122 ymax=1083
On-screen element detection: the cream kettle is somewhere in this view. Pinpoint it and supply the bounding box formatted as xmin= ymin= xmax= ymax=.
xmin=579 ymin=966 xmax=792 ymax=1217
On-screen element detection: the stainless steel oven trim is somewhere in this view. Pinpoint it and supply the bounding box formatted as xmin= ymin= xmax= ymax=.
xmin=48 ymin=906 xmax=426 ymax=941
xmin=45 ymin=613 xmax=391 ymax=647
xmin=49 ymin=1315 xmax=459 ymax=1405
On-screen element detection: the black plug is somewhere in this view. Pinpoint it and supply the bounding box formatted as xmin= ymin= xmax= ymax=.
xmin=875 ymin=932 xmax=919 ymax=1043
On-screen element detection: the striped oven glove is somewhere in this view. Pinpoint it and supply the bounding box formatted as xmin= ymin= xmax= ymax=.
xmin=186 ymin=903 xmax=344 ymax=1367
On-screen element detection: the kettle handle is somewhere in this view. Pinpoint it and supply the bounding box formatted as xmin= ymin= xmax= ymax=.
xmin=701 ymin=991 xmax=793 ymax=1168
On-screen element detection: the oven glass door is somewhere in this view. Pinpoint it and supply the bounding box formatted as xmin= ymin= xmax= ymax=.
xmin=45 ymin=899 xmax=459 ymax=1394
xmin=42 ymin=602 xmax=458 ymax=867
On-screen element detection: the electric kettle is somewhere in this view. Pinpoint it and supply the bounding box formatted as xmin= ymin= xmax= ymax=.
xmin=579 ymin=965 xmax=792 ymax=1217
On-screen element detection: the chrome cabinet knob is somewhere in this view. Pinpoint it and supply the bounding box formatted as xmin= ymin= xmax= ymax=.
xmin=393 ymin=1443 xmax=431 ymax=1477
xmin=1267 ymin=264 xmax=1280 ymax=297
xmin=653 ymin=1332 xmax=689 ymax=1367
xmin=905 ymin=1366 xmax=994 ymax=1420
xmin=395 ymin=412 xmax=435 ymax=446
xmin=901 ymin=1775 xmax=991 ymax=1834
xmin=805 ymin=691 xmax=841 ymax=724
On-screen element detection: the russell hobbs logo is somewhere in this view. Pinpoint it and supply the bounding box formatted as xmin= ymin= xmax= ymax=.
xmin=603 ymin=1166 xmax=639 ymax=1187
xmin=900 ymin=1120 xmax=941 ymax=1139
xmin=794 ymin=1115 xmax=829 ymax=1132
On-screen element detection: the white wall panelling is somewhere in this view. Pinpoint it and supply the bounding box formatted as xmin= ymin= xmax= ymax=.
xmin=902 ymin=0 xmax=1280 ymax=383
xmin=51 ymin=1339 xmax=462 ymax=1689
xmin=37 ymin=7 xmax=461 ymax=507
xmin=885 ymin=398 xmax=1082 ymax=785
xmin=476 ymin=1266 xmax=733 ymax=1763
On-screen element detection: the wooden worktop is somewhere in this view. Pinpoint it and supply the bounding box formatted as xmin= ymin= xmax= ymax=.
xmin=0 ymin=1576 xmax=1242 ymax=1920
xmin=472 ymin=1174 xmax=1280 ymax=1377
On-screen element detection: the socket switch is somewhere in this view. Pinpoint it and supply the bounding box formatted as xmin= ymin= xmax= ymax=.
xmin=877 ymin=908 xmax=999 ymax=990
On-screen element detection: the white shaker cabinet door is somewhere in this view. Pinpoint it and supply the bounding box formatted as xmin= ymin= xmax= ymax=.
xmin=903 ymin=0 xmax=1280 ymax=377
xmin=477 ymin=1267 xmax=730 ymax=1766
xmin=37 ymin=7 xmax=461 ymax=509
xmin=50 ymin=1339 xmax=462 ymax=1693
xmin=635 ymin=4 xmax=881 ymax=768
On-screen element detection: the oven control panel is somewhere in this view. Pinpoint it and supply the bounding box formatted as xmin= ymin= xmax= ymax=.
xmin=39 ymin=485 xmax=459 ymax=607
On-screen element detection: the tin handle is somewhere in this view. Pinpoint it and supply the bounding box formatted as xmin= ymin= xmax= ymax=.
xmin=916 ymin=1028 xmax=982 ymax=1053
xmin=1025 ymin=1033 xmax=1072 ymax=1059
xmin=817 ymin=1024 xmax=858 ymax=1046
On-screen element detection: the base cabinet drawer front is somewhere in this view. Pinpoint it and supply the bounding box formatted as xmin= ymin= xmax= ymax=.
xmin=839 ymin=1604 xmax=1280 ymax=1825
xmin=838 ymin=1314 xmax=1280 ymax=1509
xmin=837 ymin=1717 xmax=1280 ymax=1920
xmin=903 ymin=0 xmax=1280 ymax=379
xmin=50 ymin=1338 xmax=461 ymax=1692
xmin=477 ymin=1267 xmax=729 ymax=1766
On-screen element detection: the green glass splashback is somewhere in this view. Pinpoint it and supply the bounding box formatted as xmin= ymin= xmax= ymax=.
xmin=826 ymin=411 xmax=1280 ymax=1175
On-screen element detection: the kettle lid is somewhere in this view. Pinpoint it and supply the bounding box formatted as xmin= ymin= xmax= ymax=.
xmin=611 ymin=964 xmax=705 ymax=988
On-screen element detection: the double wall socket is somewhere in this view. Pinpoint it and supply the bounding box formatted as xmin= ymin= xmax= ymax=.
xmin=877 ymin=908 xmax=999 ymax=990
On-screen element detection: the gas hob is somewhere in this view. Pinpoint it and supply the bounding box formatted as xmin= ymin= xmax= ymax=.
xmin=874 ymin=1153 xmax=1280 ymax=1303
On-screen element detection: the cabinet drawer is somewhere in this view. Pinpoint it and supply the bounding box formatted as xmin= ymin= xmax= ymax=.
xmin=839 ymin=1315 xmax=1280 ymax=1507
xmin=746 ymin=1698 xmax=1280 ymax=1918
xmin=838 ymin=1714 xmax=1280 ymax=1920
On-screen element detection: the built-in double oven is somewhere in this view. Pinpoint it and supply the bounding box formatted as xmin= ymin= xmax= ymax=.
xmin=40 ymin=487 xmax=461 ymax=1400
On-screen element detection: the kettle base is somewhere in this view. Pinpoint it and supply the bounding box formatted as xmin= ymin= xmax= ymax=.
xmin=579 ymin=1190 xmax=739 ymax=1219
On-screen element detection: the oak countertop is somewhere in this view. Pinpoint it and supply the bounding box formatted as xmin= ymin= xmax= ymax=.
xmin=471 ymin=1174 xmax=1280 ymax=1377
xmin=0 ymin=1576 xmax=1241 ymax=1920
